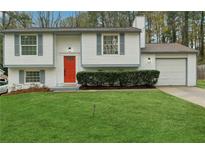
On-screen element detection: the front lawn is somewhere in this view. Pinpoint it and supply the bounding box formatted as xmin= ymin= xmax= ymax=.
xmin=197 ymin=80 xmax=205 ymax=89
xmin=0 ymin=90 xmax=205 ymax=142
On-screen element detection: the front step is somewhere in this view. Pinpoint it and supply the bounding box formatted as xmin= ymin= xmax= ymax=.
xmin=51 ymin=84 xmax=80 ymax=92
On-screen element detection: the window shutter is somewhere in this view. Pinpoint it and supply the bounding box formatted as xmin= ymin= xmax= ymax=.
xmin=40 ymin=70 xmax=45 ymax=84
xmin=96 ymin=33 xmax=102 ymax=55
xmin=15 ymin=34 xmax=20 ymax=56
xmin=120 ymin=33 xmax=125 ymax=55
xmin=38 ymin=34 xmax=43 ymax=56
xmin=19 ymin=70 xmax=24 ymax=84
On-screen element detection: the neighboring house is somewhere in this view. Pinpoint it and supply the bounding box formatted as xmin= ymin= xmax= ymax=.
xmin=0 ymin=69 xmax=7 ymax=82
xmin=2 ymin=16 xmax=198 ymax=91
xmin=0 ymin=69 xmax=7 ymax=94
xmin=0 ymin=69 xmax=4 ymax=76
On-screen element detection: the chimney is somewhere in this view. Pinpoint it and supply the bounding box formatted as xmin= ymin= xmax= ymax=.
xmin=132 ymin=16 xmax=145 ymax=48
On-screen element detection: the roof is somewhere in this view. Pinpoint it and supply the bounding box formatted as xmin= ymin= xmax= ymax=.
xmin=1 ymin=27 xmax=141 ymax=33
xmin=142 ymin=43 xmax=198 ymax=53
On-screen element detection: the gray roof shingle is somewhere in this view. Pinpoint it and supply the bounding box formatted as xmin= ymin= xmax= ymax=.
xmin=142 ymin=43 xmax=198 ymax=53
xmin=1 ymin=27 xmax=141 ymax=33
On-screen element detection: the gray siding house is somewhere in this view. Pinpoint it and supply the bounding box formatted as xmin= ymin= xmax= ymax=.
xmin=2 ymin=16 xmax=198 ymax=91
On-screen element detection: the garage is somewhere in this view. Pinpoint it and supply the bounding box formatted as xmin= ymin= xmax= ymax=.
xmin=141 ymin=43 xmax=198 ymax=86
xmin=156 ymin=59 xmax=187 ymax=86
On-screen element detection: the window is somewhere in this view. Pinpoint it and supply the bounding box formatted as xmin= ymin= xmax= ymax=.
xmin=25 ymin=71 xmax=40 ymax=83
xmin=21 ymin=35 xmax=37 ymax=55
xmin=103 ymin=35 xmax=119 ymax=54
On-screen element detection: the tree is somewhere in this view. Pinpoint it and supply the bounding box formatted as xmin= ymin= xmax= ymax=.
xmin=35 ymin=11 xmax=62 ymax=28
xmin=182 ymin=12 xmax=189 ymax=46
xmin=144 ymin=12 xmax=153 ymax=43
xmin=1 ymin=12 xmax=32 ymax=29
xmin=200 ymin=11 xmax=204 ymax=58
xmin=166 ymin=12 xmax=178 ymax=43
xmin=2 ymin=11 xmax=6 ymax=28
xmin=0 ymin=11 xmax=32 ymax=65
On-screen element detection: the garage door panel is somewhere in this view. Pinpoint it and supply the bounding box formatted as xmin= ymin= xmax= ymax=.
xmin=156 ymin=59 xmax=186 ymax=86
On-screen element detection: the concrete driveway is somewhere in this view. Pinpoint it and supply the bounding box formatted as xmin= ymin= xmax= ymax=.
xmin=158 ymin=87 xmax=205 ymax=108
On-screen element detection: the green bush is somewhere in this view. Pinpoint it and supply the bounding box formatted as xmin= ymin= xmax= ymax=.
xmin=77 ymin=70 xmax=160 ymax=87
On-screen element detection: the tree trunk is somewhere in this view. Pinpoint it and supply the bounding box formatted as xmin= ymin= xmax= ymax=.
xmin=200 ymin=11 xmax=204 ymax=58
xmin=190 ymin=30 xmax=194 ymax=48
xmin=2 ymin=11 xmax=6 ymax=29
xmin=147 ymin=16 xmax=152 ymax=43
xmin=182 ymin=12 xmax=189 ymax=46
xmin=172 ymin=27 xmax=176 ymax=43
xmin=161 ymin=34 xmax=166 ymax=43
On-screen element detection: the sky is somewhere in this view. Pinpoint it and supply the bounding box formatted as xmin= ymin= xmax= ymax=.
xmin=0 ymin=11 xmax=75 ymax=22
xmin=30 ymin=11 xmax=74 ymax=19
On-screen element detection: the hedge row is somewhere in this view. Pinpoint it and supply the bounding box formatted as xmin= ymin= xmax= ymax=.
xmin=77 ymin=70 xmax=160 ymax=87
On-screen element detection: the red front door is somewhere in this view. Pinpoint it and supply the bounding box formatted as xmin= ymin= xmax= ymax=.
xmin=64 ymin=56 xmax=76 ymax=83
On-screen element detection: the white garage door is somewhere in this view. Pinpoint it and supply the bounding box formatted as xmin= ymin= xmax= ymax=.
xmin=156 ymin=59 xmax=187 ymax=86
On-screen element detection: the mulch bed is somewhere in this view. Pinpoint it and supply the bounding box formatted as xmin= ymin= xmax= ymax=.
xmin=79 ymin=85 xmax=156 ymax=90
xmin=2 ymin=87 xmax=52 ymax=96
xmin=1 ymin=86 xmax=156 ymax=96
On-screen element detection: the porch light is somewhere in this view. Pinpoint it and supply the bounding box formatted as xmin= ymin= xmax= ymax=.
xmin=147 ymin=57 xmax=151 ymax=63
xmin=68 ymin=47 xmax=72 ymax=53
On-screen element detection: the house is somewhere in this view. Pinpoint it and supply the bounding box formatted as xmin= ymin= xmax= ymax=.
xmin=0 ymin=69 xmax=4 ymax=76
xmin=2 ymin=16 xmax=198 ymax=91
xmin=0 ymin=69 xmax=7 ymax=82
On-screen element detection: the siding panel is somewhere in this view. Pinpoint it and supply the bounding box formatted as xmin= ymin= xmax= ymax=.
xmin=38 ymin=34 xmax=43 ymax=56
xmin=40 ymin=70 xmax=45 ymax=84
xmin=120 ymin=33 xmax=125 ymax=55
xmin=96 ymin=33 xmax=101 ymax=55
xmin=14 ymin=34 xmax=20 ymax=56
xmin=82 ymin=33 xmax=140 ymax=66
xmin=19 ymin=70 xmax=24 ymax=84
xmin=4 ymin=33 xmax=53 ymax=66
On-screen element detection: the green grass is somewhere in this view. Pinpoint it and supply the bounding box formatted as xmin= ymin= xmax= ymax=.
xmin=197 ymin=80 xmax=205 ymax=89
xmin=0 ymin=90 xmax=205 ymax=143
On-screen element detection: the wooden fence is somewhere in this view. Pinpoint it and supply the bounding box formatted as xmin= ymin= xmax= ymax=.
xmin=197 ymin=64 xmax=205 ymax=80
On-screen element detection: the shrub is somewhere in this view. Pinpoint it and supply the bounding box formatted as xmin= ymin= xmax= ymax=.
xmin=77 ymin=70 xmax=160 ymax=87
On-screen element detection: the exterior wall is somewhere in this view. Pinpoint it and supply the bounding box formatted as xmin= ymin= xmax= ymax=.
xmin=83 ymin=67 xmax=137 ymax=72
xmin=0 ymin=69 xmax=4 ymax=75
xmin=8 ymin=68 xmax=19 ymax=87
xmin=132 ymin=16 xmax=145 ymax=48
xmin=44 ymin=68 xmax=57 ymax=87
xmin=139 ymin=54 xmax=156 ymax=70
xmin=55 ymin=35 xmax=83 ymax=85
xmin=55 ymin=35 xmax=81 ymax=53
xmin=5 ymin=31 xmax=197 ymax=89
xmin=7 ymin=68 xmax=56 ymax=92
xmin=4 ymin=33 xmax=54 ymax=66
xmin=139 ymin=53 xmax=197 ymax=86
xmin=6 ymin=34 xmax=84 ymax=91
xmin=187 ymin=54 xmax=197 ymax=86
xmin=81 ymin=32 xmax=140 ymax=66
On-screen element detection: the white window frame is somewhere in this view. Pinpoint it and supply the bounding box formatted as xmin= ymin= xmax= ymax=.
xmin=101 ymin=33 xmax=120 ymax=55
xmin=25 ymin=70 xmax=40 ymax=83
xmin=20 ymin=34 xmax=38 ymax=56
